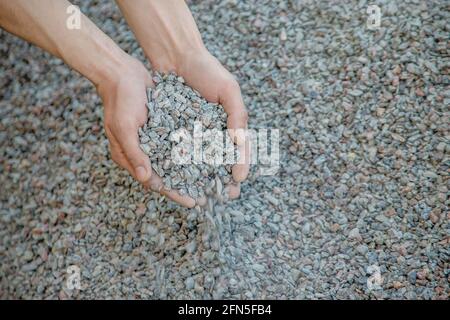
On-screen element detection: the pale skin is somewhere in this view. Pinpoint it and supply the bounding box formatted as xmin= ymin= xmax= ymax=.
xmin=0 ymin=0 xmax=249 ymax=208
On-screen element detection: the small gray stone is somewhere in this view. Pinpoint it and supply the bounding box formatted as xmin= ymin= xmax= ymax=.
xmin=356 ymin=244 xmax=368 ymax=255
xmin=348 ymin=228 xmax=361 ymax=240
xmin=252 ymin=264 xmax=265 ymax=273
xmin=185 ymin=277 xmax=195 ymax=290
xmin=408 ymin=271 xmax=417 ymax=285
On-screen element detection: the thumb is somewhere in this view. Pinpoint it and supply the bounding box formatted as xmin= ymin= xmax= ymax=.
xmin=117 ymin=126 xmax=152 ymax=183
xmin=219 ymin=78 xmax=250 ymax=182
xmin=220 ymin=79 xmax=248 ymax=145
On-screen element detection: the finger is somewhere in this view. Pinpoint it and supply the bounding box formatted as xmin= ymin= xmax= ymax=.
xmin=142 ymin=167 xmax=163 ymax=192
xmin=226 ymin=182 xmax=241 ymax=200
xmin=220 ymin=79 xmax=248 ymax=146
xmin=196 ymin=196 xmax=207 ymax=207
xmin=160 ymin=188 xmax=196 ymax=208
xmin=232 ymin=136 xmax=250 ymax=182
xmin=219 ymin=79 xmax=250 ymax=181
xmin=113 ymin=121 xmax=152 ymax=184
xmin=111 ymin=151 xmax=135 ymax=176
xmin=144 ymin=73 xmax=154 ymax=88
xmin=140 ymin=169 xmax=196 ymax=208
xmin=108 ymin=135 xmax=136 ymax=174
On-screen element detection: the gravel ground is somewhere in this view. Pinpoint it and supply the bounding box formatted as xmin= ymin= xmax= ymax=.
xmin=0 ymin=0 xmax=449 ymax=299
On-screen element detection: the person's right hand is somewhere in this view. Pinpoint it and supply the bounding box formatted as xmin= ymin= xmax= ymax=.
xmin=97 ymin=57 xmax=196 ymax=208
xmin=115 ymin=0 xmax=250 ymax=206
xmin=176 ymin=49 xmax=250 ymax=201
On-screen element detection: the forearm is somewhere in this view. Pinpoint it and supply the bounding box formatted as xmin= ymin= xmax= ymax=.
xmin=116 ymin=0 xmax=205 ymax=72
xmin=0 ymin=0 xmax=131 ymax=86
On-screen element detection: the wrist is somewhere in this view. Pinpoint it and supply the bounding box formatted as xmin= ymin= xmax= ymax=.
xmin=86 ymin=49 xmax=134 ymax=89
xmin=50 ymin=10 xmax=134 ymax=89
xmin=145 ymin=37 xmax=206 ymax=75
xmin=95 ymin=54 xmax=147 ymax=99
xmin=116 ymin=0 xmax=206 ymax=74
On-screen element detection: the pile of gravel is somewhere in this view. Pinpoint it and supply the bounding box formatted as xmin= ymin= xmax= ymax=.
xmin=0 ymin=0 xmax=448 ymax=299
xmin=139 ymin=72 xmax=237 ymax=200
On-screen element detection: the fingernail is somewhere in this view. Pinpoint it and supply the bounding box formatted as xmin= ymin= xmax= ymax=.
xmin=135 ymin=166 xmax=148 ymax=182
xmin=235 ymin=130 xmax=246 ymax=146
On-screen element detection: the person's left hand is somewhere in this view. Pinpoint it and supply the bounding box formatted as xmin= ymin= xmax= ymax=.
xmin=175 ymin=49 xmax=251 ymax=201
xmin=97 ymin=57 xmax=197 ymax=208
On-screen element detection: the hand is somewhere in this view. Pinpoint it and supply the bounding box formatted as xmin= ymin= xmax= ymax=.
xmin=177 ymin=49 xmax=250 ymax=200
xmin=97 ymin=57 xmax=196 ymax=208
xmin=115 ymin=0 xmax=250 ymax=203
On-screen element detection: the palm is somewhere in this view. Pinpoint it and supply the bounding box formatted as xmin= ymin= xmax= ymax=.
xmin=179 ymin=52 xmax=233 ymax=103
xmin=179 ymin=51 xmax=250 ymax=195
xmin=99 ymin=62 xmax=198 ymax=208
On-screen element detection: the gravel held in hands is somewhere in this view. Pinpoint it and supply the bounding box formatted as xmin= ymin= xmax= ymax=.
xmin=138 ymin=72 xmax=238 ymax=200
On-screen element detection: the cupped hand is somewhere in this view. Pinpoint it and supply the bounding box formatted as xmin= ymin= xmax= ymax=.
xmin=177 ymin=49 xmax=250 ymax=200
xmin=97 ymin=57 xmax=196 ymax=208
